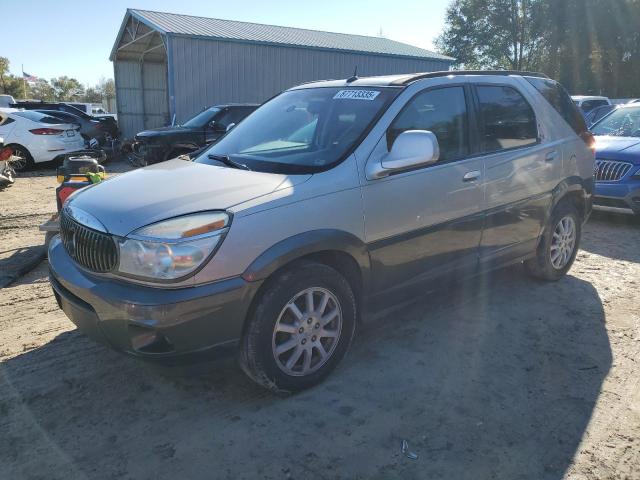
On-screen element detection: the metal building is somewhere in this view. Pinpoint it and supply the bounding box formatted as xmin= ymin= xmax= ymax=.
xmin=110 ymin=9 xmax=454 ymax=139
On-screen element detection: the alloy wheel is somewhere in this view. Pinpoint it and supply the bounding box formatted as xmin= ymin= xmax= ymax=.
xmin=550 ymin=215 xmax=577 ymax=270
xmin=271 ymin=287 xmax=343 ymax=376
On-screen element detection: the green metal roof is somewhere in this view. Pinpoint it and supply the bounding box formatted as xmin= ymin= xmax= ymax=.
xmin=129 ymin=9 xmax=454 ymax=62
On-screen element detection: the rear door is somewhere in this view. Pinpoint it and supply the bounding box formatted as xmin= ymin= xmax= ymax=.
xmin=474 ymin=81 xmax=559 ymax=267
xmin=362 ymin=85 xmax=485 ymax=293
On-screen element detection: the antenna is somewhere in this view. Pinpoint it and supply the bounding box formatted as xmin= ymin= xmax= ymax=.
xmin=346 ymin=66 xmax=358 ymax=83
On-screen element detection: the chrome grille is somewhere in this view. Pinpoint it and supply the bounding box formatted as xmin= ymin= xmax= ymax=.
xmin=594 ymin=159 xmax=633 ymax=182
xmin=60 ymin=210 xmax=118 ymax=273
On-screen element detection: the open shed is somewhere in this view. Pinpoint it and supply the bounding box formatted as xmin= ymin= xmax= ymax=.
xmin=110 ymin=9 xmax=454 ymax=139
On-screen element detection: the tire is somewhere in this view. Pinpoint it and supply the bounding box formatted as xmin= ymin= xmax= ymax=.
xmin=239 ymin=260 xmax=357 ymax=393
xmin=9 ymin=146 xmax=33 ymax=172
xmin=524 ymin=201 xmax=581 ymax=281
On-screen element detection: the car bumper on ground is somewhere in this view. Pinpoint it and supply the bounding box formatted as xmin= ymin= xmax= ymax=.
xmin=48 ymin=236 xmax=262 ymax=362
xmin=594 ymin=180 xmax=640 ymax=215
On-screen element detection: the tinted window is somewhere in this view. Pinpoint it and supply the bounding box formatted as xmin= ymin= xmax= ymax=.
xmin=183 ymin=108 xmax=221 ymax=128
xmin=387 ymin=87 xmax=469 ymax=162
xmin=13 ymin=111 xmax=66 ymax=124
xmin=476 ymin=85 xmax=537 ymax=153
xmin=0 ymin=116 xmax=15 ymax=126
xmin=581 ymin=100 xmax=608 ymax=112
xmin=526 ymin=77 xmax=587 ymax=136
xmin=214 ymin=107 xmax=256 ymax=130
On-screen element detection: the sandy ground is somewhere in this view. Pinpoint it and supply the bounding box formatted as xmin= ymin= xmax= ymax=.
xmin=0 ymin=163 xmax=639 ymax=480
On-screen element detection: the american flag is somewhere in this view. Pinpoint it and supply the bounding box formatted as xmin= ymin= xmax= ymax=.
xmin=22 ymin=71 xmax=38 ymax=83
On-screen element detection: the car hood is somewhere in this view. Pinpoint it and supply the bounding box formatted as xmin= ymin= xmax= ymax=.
xmin=594 ymin=136 xmax=640 ymax=164
xmin=68 ymin=159 xmax=311 ymax=237
xmin=136 ymin=126 xmax=197 ymax=138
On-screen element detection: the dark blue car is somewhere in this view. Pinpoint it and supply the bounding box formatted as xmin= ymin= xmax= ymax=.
xmin=591 ymin=104 xmax=640 ymax=215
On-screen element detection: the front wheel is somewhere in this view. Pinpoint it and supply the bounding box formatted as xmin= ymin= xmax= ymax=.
xmin=239 ymin=261 xmax=357 ymax=393
xmin=524 ymin=202 xmax=581 ymax=281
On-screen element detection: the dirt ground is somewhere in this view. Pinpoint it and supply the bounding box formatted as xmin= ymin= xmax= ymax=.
xmin=0 ymin=162 xmax=639 ymax=480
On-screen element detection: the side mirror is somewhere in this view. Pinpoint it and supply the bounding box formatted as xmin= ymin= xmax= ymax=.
xmin=226 ymin=122 xmax=236 ymax=132
xmin=370 ymin=130 xmax=440 ymax=179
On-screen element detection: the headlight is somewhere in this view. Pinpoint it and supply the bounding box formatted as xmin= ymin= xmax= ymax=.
xmin=117 ymin=211 xmax=229 ymax=280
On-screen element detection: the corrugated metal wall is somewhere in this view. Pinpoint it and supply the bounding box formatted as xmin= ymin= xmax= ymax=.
xmin=114 ymin=59 xmax=169 ymax=138
xmin=168 ymin=36 xmax=451 ymax=123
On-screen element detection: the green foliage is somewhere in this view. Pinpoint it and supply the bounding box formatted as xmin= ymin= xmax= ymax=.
xmin=436 ymin=0 xmax=640 ymax=96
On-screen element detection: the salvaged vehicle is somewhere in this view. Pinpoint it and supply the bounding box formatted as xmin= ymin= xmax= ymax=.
xmin=590 ymin=103 xmax=640 ymax=215
xmin=130 ymin=104 xmax=258 ymax=165
xmin=0 ymin=108 xmax=85 ymax=171
xmin=12 ymin=102 xmax=119 ymax=139
xmin=49 ymin=71 xmax=594 ymax=392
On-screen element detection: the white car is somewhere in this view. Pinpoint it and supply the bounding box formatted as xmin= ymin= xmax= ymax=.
xmin=0 ymin=108 xmax=85 ymax=170
xmin=571 ymin=95 xmax=611 ymax=113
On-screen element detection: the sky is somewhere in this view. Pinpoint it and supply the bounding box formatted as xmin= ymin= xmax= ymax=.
xmin=3 ymin=0 xmax=451 ymax=86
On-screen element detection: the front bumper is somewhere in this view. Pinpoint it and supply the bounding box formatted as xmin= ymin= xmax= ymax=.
xmin=48 ymin=236 xmax=262 ymax=361
xmin=594 ymin=180 xmax=640 ymax=215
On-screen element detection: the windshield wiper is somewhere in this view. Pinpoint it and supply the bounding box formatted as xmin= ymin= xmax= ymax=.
xmin=207 ymin=154 xmax=251 ymax=171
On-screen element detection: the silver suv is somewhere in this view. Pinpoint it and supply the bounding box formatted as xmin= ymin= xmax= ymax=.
xmin=49 ymin=71 xmax=595 ymax=392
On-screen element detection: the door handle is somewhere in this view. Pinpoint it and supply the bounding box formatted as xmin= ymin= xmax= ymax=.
xmin=462 ymin=170 xmax=481 ymax=182
xmin=545 ymin=150 xmax=559 ymax=162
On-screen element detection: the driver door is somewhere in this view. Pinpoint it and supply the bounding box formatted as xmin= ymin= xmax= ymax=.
xmin=362 ymin=86 xmax=485 ymax=294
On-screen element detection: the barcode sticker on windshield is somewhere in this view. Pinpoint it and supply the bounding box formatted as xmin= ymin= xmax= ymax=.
xmin=333 ymin=90 xmax=380 ymax=101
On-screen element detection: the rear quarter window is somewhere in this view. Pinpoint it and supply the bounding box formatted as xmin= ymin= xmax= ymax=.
xmin=525 ymin=77 xmax=587 ymax=136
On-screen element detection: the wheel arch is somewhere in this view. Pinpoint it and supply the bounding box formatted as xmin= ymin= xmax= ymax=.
xmin=550 ymin=175 xmax=593 ymax=222
xmin=240 ymin=230 xmax=371 ymax=334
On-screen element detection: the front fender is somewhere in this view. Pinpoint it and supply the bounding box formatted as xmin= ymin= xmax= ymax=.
xmin=242 ymin=229 xmax=371 ymax=290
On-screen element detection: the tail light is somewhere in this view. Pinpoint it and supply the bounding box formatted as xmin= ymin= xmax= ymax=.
xmin=0 ymin=147 xmax=12 ymax=161
xmin=30 ymin=128 xmax=63 ymax=135
xmin=580 ymin=131 xmax=596 ymax=153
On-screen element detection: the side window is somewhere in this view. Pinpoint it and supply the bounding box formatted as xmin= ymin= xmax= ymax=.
xmin=476 ymin=85 xmax=538 ymax=153
xmin=387 ymin=86 xmax=469 ymax=162
xmin=525 ymin=77 xmax=587 ymax=136
xmin=0 ymin=116 xmax=15 ymax=126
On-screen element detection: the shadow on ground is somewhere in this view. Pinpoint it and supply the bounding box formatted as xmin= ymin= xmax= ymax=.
xmin=581 ymin=211 xmax=640 ymax=263
xmin=0 ymin=267 xmax=610 ymax=480
xmin=0 ymin=245 xmax=46 ymax=288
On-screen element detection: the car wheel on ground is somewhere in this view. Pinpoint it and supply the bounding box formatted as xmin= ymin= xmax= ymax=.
xmin=525 ymin=201 xmax=581 ymax=281
xmin=239 ymin=261 xmax=357 ymax=393
xmin=10 ymin=145 xmax=33 ymax=171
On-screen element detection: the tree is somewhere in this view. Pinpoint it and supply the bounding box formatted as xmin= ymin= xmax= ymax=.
xmin=97 ymin=77 xmax=115 ymax=101
xmin=29 ymin=80 xmax=55 ymax=101
xmin=436 ymin=0 xmax=640 ymax=97
xmin=435 ymin=0 xmax=547 ymax=70
xmin=82 ymin=87 xmax=102 ymax=103
xmin=50 ymin=76 xmax=84 ymax=101
xmin=0 ymin=57 xmax=26 ymax=98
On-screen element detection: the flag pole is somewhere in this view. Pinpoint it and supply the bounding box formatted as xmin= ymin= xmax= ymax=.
xmin=21 ymin=64 xmax=27 ymax=99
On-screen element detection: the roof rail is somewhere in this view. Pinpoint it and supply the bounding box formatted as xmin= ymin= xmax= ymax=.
xmin=392 ymin=69 xmax=550 ymax=85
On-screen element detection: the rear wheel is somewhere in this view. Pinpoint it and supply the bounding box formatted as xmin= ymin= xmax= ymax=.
xmin=9 ymin=146 xmax=33 ymax=171
xmin=524 ymin=201 xmax=581 ymax=281
xmin=239 ymin=261 xmax=357 ymax=393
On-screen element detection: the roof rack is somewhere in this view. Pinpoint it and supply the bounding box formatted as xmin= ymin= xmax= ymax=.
xmin=392 ymin=70 xmax=550 ymax=85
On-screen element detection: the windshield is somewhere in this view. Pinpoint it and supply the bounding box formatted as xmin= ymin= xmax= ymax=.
xmin=195 ymin=87 xmax=398 ymax=173
xmin=591 ymin=106 xmax=640 ymax=137
xmin=183 ymin=107 xmax=221 ymax=128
